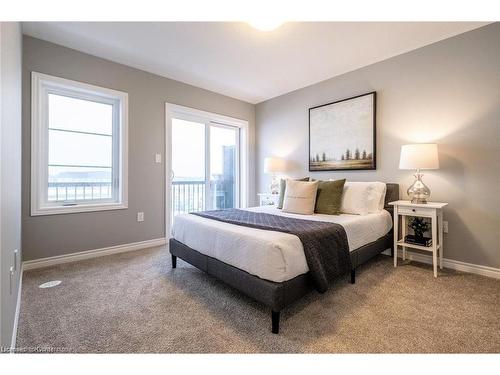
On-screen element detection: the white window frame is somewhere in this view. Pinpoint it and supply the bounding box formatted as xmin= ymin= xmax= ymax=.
xmin=31 ymin=72 xmax=128 ymax=216
xmin=165 ymin=103 xmax=249 ymax=235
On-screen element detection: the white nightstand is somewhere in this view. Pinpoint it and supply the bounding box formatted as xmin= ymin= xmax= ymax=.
xmin=389 ymin=200 xmax=448 ymax=277
xmin=257 ymin=193 xmax=279 ymax=206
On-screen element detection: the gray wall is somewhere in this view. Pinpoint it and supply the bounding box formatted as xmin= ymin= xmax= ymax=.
xmin=256 ymin=23 xmax=500 ymax=269
xmin=22 ymin=36 xmax=255 ymax=261
xmin=1 ymin=22 xmax=22 ymax=348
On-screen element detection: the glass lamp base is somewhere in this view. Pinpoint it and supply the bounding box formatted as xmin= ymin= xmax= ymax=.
xmin=270 ymin=175 xmax=280 ymax=195
xmin=407 ymin=172 xmax=431 ymax=204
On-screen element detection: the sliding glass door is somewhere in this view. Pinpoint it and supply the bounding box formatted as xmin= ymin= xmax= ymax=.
xmin=171 ymin=117 xmax=239 ymax=218
xmin=208 ymin=124 xmax=238 ymax=210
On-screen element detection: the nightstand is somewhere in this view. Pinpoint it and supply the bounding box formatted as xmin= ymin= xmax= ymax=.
xmin=257 ymin=193 xmax=279 ymax=206
xmin=389 ymin=200 xmax=448 ymax=277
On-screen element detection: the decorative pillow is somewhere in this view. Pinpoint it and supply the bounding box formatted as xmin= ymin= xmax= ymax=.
xmin=340 ymin=182 xmax=387 ymax=215
xmin=314 ymin=179 xmax=346 ymax=215
xmin=277 ymin=177 xmax=309 ymax=209
xmin=282 ymin=180 xmax=319 ymax=215
xmin=376 ymin=183 xmax=387 ymax=211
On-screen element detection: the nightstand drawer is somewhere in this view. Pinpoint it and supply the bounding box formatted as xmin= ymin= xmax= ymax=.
xmin=397 ymin=206 xmax=434 ymax=217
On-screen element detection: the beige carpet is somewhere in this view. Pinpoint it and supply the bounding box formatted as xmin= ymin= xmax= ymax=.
xmin=16 ymin=247 xmax=500 ymax=353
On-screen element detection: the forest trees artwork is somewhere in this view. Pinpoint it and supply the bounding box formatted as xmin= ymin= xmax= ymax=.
xmin=309 ymin=92 xmax=376 ymax=171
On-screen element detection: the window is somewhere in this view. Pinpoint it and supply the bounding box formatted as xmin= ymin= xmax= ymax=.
xmin=31 ymin=72 xmax=128 ymax=215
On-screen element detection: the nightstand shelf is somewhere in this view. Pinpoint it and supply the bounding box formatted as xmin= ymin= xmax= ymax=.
xmin=389 ymin=200 xmax=448 ymax=277
xmin=397 ymin=239 xmax=440 ymax=252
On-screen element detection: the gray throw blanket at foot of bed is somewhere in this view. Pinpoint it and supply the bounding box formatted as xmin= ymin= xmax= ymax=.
xmin=191 ymin=209 xmax=352 ymax=293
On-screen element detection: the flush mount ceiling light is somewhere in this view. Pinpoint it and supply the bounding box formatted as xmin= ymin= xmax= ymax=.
xmin=248 ymin=20 xmax=284 ymax=32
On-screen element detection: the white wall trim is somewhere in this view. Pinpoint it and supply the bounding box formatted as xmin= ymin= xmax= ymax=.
xmin=383 ymin=249 xmax=500 ymax=279
xmin=10 ymin=264 xmax=23 ymax=353
xmin=22 ymin=237 xmax=166 ymax=271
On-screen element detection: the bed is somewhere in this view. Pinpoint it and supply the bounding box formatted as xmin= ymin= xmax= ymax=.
xmin=169 ymin=183 xmax=399 ymax=333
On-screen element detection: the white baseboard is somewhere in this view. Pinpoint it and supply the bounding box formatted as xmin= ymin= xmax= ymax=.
xmin=383 ymin=249 xmax=500 ymax=279
xmin=10 ymin=264 xmax=23 ymax=353
xmin=22 ymin=237 xmax=167 ymax=271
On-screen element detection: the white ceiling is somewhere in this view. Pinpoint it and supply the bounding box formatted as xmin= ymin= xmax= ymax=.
xmin=22 ymin=22 xmax=488 ymax=104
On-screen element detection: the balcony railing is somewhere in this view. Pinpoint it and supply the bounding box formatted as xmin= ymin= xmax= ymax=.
xmin=48 ymin=182 xmax=112 ymax=202
xmin=171 ymin=179 xmax=235 ymax=217
xmin=171 ymin=180 xmax=206 ymax=216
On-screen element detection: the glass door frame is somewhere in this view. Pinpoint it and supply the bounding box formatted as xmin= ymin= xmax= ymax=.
xmin=165 ymin=103 xmax=249 ymax=237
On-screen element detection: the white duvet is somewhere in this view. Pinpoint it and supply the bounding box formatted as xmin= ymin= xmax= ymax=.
xmin=171 ymin=205 xmax=392 ymax=283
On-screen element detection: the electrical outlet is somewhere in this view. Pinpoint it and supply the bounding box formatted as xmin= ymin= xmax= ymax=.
xmin=137 ymin=212 xmax=144 ymax=222
xmin=155 ymin=153 xmax=162 ymax=163
xmin=443 ymin=221 xmax=449 ymax=233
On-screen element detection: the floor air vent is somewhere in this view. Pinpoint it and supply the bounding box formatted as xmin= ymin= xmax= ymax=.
xmin=39 ymin=280 xmax=62 ymax=288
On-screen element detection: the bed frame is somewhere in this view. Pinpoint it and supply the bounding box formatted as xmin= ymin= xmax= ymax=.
xmin=169 ymin=183 xmax=399 ymax=334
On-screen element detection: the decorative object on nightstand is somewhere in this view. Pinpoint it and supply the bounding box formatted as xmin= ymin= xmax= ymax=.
xmin=406 ymin=217 xmax=432 ymax=246
xmin=264 ymin=157 xmax=286 ymax=195
xmin=257 ymin=193 xmax=279 ymax=206
xmin=399 ymin=143 xmax=439 ymax=204
xmin=389 ymin=200 xmax=448 ymax=277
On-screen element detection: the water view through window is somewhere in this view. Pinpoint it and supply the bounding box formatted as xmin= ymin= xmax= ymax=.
xmin=47 ymin=93 xmax=114 ymax=202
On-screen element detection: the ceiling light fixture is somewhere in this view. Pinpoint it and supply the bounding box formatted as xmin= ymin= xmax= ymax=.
xmin=248 ymin=20 xmax=284 ymax=32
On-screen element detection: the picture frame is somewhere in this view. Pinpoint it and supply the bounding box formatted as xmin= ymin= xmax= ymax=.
xmin=309 ymin=91 xmax=376 ymax=171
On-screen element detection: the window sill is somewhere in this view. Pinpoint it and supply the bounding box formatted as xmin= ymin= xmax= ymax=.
xmin=31 ymin=202 xmax=128 ymax=216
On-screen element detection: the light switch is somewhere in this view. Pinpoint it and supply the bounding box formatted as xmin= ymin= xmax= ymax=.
xmin=155 ymin=153 xmax=162 ymax=163
xmin=137 ymin=212 xmax=144 ymax=222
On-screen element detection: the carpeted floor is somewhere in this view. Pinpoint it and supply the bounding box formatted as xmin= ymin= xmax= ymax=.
xmin=16 ymin=246 xmax=500 ymax=353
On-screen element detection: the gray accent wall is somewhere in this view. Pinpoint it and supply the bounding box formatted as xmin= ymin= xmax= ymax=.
xmin=22 ymin=36 xmax=255 ymax=261
xmin=1 ymin=22 xmax=22 ymax=349
xmin=256 ymin=23 xmax=500 ymax=269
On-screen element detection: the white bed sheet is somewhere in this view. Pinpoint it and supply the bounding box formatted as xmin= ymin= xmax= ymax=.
xmin=171 ymin=205 xmax=392 ymax=283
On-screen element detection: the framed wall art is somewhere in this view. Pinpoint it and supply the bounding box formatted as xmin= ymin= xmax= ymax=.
xmin=309 ymin=91 xmax=376 ymax=171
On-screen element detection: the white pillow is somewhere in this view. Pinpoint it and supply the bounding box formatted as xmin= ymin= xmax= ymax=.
xmin=282 ymin=180 xmax=319 ymax=215
xmin=340 ymin=182 xmax=387 ymax=215
xmin=376 ymin=183 xmax=387 ymax=211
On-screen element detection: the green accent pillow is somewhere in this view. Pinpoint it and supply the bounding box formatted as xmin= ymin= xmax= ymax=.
xmin=314 ymin=179 xmax=346 ymax=215
xmin=277 ymin=177 xmax=309 ymax=209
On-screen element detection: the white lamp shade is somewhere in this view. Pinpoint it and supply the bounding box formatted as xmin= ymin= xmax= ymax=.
xmin=264 ymin=157 xmax=286 ymax=174
xmin=399 ymin=144 xmax=439 ymax=170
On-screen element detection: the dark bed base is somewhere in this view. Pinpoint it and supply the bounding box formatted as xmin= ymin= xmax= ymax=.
xmin=170 ymin=233 xmax=393 ymax=334
xmin=170 ymin=183 xmax=399 ymax=334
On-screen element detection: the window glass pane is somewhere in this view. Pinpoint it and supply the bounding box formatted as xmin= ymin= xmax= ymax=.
xmin=49 ymin=129 xmax=112 ymax=167
xmin=210 ymin=125 xmax=237 ymax=209
xmin=48 ymin=166 xmax=112 ymax=202
xmin=172 ymin=119 xmax=205 ymax=181
xmin=48 ymin=93 xmax=113 ymax=135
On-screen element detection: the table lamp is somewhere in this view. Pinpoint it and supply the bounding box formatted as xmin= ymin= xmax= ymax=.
xmin=264 ymin=157 xmax=286 ymax=194
xmin=399 ymin=144 xmax=439 ymax=204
